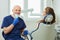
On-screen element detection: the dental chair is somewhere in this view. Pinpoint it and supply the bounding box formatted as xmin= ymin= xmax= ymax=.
xmin=55 ymin=24 xmax=60 ymax=40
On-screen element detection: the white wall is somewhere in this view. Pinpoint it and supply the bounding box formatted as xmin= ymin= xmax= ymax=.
xmin=53 ymin=0 xmax=60 ymax=24
xmin=0 ymin=0 xmax=9 ymax=40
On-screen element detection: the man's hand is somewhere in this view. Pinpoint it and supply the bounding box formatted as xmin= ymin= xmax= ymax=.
xmin=12 ymin=17 xmax=19 ymax=26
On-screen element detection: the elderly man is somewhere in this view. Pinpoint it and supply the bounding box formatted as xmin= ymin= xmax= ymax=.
xmin=1 ymin=5 xmax=26 ymax=40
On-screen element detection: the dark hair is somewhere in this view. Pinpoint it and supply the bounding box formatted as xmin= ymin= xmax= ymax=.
xmin=45 ymin=7 xmax=56 ymax=24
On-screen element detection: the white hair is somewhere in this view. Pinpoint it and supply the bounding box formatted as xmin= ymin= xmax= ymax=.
xmin=10 ymin=5 xmax=21 ymax=14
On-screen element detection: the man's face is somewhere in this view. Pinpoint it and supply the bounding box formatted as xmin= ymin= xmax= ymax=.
xmin=12 ymin=6 xmax=21 ymax=15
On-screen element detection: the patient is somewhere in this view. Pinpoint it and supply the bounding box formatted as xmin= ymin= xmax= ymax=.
xmin=39 ymin=7 xmax=56 ymax=24
xmin=37 ymin=7 xmax=56 ymax=40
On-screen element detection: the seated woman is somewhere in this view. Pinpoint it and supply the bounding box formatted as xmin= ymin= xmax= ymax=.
xmin=37 ymin=7 xmax=56 ymax=40
xmin=39 ymin=7 xmax=56 ymax=24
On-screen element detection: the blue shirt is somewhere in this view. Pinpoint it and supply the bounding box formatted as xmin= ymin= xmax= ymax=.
xmin=1 ymin=15 xmax=26 ymax=39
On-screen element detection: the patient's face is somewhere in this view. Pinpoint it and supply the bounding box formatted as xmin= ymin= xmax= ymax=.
xmin=42 ymin=10 xmax=47 ymax=16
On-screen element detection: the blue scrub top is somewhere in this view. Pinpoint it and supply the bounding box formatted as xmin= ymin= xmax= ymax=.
xmin=1 ymin=15 xmax=26 ymax=40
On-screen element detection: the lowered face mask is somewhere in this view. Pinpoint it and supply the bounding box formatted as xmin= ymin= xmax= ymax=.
xmin=14 ymin=14 xmax=19 ymax=18
xmin=14 ymin=14 xmax=23 ymax=19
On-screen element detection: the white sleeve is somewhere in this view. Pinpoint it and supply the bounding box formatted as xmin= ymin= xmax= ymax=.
xmin=45 ymin=15 xmax=53 ymax=22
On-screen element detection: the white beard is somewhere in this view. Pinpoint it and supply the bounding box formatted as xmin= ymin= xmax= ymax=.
xmin=10 ymin=13 xmax=19 ymax=18
xmin=10 ymin=13 xmax=23 ymax=19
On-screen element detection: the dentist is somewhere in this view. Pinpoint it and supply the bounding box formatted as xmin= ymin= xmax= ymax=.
xmin=1 ymin=5 xmax=26 ymax=40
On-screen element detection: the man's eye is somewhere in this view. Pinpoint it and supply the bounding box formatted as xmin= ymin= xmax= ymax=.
xmin=15 ymin=10 xmax=21 ymax=11
xmin=15 ymin=10 xmax=17 ymax=11
xmin=18 ymin=10 xmax=21 ymax=11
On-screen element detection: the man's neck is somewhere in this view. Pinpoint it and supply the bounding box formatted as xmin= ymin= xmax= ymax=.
xmin=10 ymin=14 xmax=15 ymax=18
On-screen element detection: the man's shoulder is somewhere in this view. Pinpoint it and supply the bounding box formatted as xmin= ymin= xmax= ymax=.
xmin=19 ymin=17 xmax=24 ymax=21
xmin=3 ymin=15 xmax=11 ymax=19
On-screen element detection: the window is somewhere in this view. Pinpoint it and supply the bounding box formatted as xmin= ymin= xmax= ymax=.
xmin=10 ymin=0 xmax=42 ymax=21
